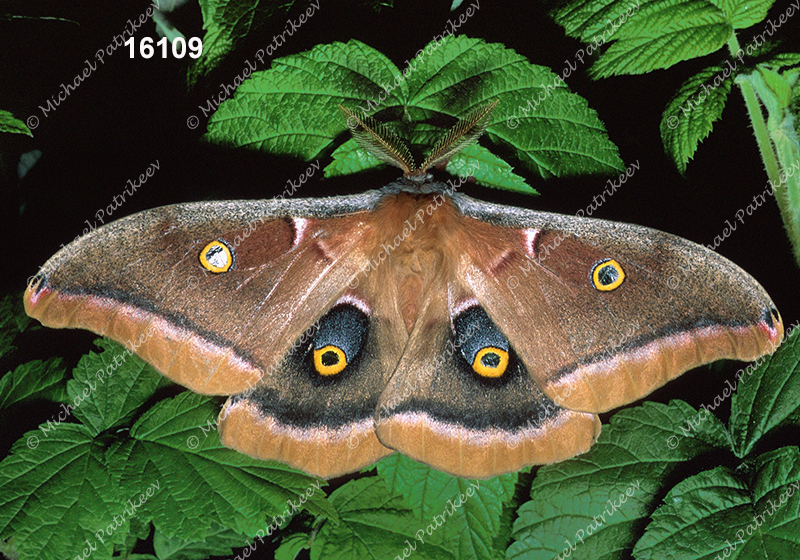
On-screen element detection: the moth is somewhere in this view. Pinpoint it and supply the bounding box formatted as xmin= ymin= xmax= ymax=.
xmin=24 ymin=102 xmax=783 ymax=479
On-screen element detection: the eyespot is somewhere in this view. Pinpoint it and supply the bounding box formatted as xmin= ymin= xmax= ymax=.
xmin=199 ymin=241 xmax=233 ymax=273
xmin=314 ymin=345 xmax=348 ymax=375
xmin=309 ymin=304 xmax=369 ymax=377
xmin=472 ymin=347 xmax=509 ymax=378
xmin=454 ymin=306 xmax=511 ymax=379
xmin=592 ymin=259 xmax=625 ymax=291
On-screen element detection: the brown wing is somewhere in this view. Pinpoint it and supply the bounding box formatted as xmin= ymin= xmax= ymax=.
xmin=453 ymin=194 xmax=783 ymax=413
xmin=24 ymin=195 xmax=386 ymax=396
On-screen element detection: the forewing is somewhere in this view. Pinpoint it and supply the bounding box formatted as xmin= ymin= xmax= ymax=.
xmin=24 ymin=195 xmax=383 ymax=395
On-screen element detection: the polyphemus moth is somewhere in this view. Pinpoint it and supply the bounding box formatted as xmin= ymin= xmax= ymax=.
xmin=24 ymin=102 xmax=783 ymax=479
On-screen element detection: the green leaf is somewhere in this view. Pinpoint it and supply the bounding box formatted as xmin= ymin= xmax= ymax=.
xmin=731 ymin=325 xmax=800 ymax=457
xmin=206 ymin=37 xmax=623 ymax=191
xmin=508 ymin=400 xmax=731 ymax=560
xmin=0 ymin=425 xmax=123 ymax=560
xmin=723 ymin=0 xmax=776 ymax=29
xmin=493 ymin=472 xmax=532 ymax=560
xmin=326 ymin=138 xmax=386 ymax=177
xmin=447 ymin=144 xmax=535 ymax=194
xmin=153 ymin=524 xmax=249 ymax=560
xmin=275 ymin=533 xmax=311 ymax=560
xmin=68 ymin=339 xmax=173 ymax=436
xmin=763 ymin=52 xmax=800 ymax=71
xmin=0 ymin=109 xmax=33 ymax=136
xmin=112 ymin=392 xmax=336 ymax=541
xmin=0 ymin=358 xmax=69 ymax=409
xmin=206 ymin=40 xmax=403 ymax=160
xmin=594 ymin=19 xmax=729 ymax=78
xmin=311 ymin=477 xmax=455 ymax=560
xmin=634 ymin=446 xmax=800 ymax=559
xmin=188 ymin=0 xmax=310 ymax=87
xmin=661 ymin=65 xmax=733 ymax=172
xmin=551 ymin=0 xmax=775 ymax=77
xmin=377 ymin=454 xmax=516 ymax=560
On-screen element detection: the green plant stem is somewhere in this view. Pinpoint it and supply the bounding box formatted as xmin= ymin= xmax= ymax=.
xmin=771 ymin=117 xmax=800 ymax=266
xmin=728 ymin=34 xmax=800 ymax=266
xmin=729 ymin=35 xmax=781 ymax=181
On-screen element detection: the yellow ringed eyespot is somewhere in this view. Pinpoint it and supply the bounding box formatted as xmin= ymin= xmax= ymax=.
xmin=199 ymin=241 xmax=233 ymax=273
xmin=314 ymin=345 xmax=347 ymax=375
xmin=472 ymin=347 xmax=509 ymax=378
xmin=592 ymin=259 xmax=625 ymax=291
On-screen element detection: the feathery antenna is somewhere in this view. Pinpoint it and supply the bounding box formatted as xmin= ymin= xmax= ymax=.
xmin=339 ymin=100 xmax=499 ymax=178
xmin=338 ymin=105 xmax=416 ymax=175
xmin=420 ymin=100 xmax=499 ymax=173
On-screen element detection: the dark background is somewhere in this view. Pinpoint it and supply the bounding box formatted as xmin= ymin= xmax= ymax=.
xmin=1 ymin=0 xmax=799 ymax=551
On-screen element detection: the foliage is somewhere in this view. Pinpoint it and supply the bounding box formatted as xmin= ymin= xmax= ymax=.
xmin=204 ymin=36 xmax=624 ymax=193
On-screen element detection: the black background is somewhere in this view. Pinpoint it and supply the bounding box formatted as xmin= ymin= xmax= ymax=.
xmin=1 ymin=0 xmax=799 ymax=554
